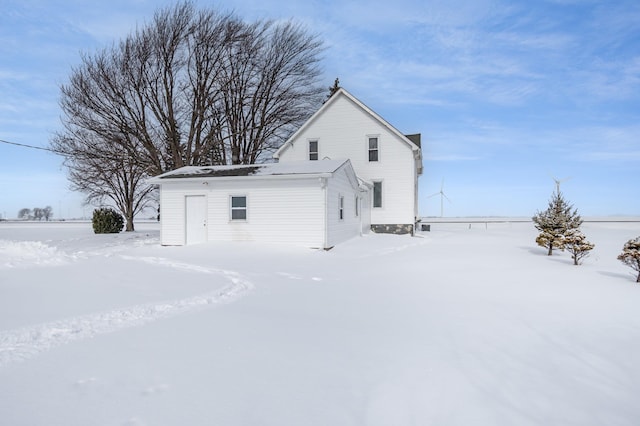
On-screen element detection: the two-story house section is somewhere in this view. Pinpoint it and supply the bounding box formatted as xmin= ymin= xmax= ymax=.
xmin=274 ymin=88 xmax=423 ymax=234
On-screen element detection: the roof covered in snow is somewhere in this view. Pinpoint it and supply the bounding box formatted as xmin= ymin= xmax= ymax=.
xmin=148 ymin=159 xmax=352 ymax=182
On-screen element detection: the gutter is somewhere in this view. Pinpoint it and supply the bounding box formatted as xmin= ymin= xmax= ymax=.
xmin=146 ymin=171 xmax=335 ymax=185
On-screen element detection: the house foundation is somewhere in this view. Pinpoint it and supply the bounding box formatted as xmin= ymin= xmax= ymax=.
xmin=371 ymin=224 xmax=414 ymax=235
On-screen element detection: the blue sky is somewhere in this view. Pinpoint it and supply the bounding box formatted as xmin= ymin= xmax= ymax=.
xmin=1 ymin=0 xmax=639 ymax=219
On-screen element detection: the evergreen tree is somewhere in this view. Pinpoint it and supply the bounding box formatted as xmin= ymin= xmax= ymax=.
xmin=532 ymin=189 xmax=582 ymax=255
xmin=563 ymin=228 xmax=594 ymax=265
xmin=326 ymin=77 xmax=341 ymax=101
xmin=617 ymin=236 xmax=640 ymax=282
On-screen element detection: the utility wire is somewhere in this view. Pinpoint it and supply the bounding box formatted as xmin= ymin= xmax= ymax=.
xmin=0 ymin=137 xmax=119 ymax=162
xmin=0 ymin=136 xmax=168 ymax=172
xmin=0 ymin=138 xmax=59 ymax=153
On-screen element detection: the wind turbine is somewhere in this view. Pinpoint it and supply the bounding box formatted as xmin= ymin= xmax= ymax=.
xmin=428 ymin=179 xmax=451 ymax=217
xmin=550 ymin=175 xmax=572 ymax=192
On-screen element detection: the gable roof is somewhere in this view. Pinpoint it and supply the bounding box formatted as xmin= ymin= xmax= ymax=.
xmin=147 ymin=159 xmax=361 ymax=186
xmin=273 ymin=88 xmax=423 ymax=174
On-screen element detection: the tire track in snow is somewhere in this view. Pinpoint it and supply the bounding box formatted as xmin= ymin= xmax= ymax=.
xmin=0 ymin=256 xmax=253 ymax=367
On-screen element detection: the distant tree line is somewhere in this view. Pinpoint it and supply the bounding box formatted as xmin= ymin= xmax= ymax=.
xmin=51 ymin=1 xmax=325 ymax=231
xmin=18 ymin=206 xmax=53 ymax=221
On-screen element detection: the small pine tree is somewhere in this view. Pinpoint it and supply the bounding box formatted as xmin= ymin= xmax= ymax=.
xmin=563 ymin=228 xmax=594 ymax=265
xmin=535 ymin=229 xmax=564 ymax=254
xmin=325 ymin=77 xmax=341 ymax=102
xmin=617 ymin=236 xmax=640 ymax=283
xmin=92 ymin=208 xmax=124 ymax=234
xmin=532 ymin=189 xmax=582 ymax=255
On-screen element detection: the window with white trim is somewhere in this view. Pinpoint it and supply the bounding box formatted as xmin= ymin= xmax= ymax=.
xmin=339 ymin=195 xmax=344 ymax=220
xmin=309 ymin=140 xmax=318 ymax=161
xmin=355 ymin=195 xmax=359 ymax=217
xmin=230 ymin=196 xmax=247 ymax=220
xmin=368 ymin=137 xmax=379 ymax=162
xmin=373 ymin=181 xmax=382 ymax=208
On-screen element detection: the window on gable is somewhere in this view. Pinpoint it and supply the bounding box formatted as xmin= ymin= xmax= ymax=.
xmin=230 ymin=196 xmax=247 ymax=220
xmin=309 ymin=140 xmax=318 ymax=161
xmin=373 ymin=181 xmax=382 ymax=208
xmin=339 ymin=195 xmax=344 ymax=220
xmin=368 ymin=137 xmax=379 ymax=162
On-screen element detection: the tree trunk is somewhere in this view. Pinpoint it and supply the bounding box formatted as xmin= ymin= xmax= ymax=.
xmin=125 ymin=211 xmax=135 ymax=232
xmin=547 ymin=243 xmax=553 ymax=256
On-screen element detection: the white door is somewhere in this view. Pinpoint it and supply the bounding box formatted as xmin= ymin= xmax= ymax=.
xmin=185 ymin=195 xmax=207 ymax=245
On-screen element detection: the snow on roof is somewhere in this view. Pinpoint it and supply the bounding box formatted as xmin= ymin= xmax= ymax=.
xmin=149 ymin=159 xmax=350 ymax=181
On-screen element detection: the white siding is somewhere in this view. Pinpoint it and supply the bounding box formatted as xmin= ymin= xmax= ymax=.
xmin=325 ymin=165 xmax=363 ymax=247
xmin=205 ymin=178 xmax=326 ymax=247
xmin=278 ymin=93 xmax=417 ymax=226
xmin=159 ymin=182 xmax=208 ymax=246
xmin=359 ymin=188 xmax=371 ymax=234
xmin=155 ymin=160 xmax=367 ymax=248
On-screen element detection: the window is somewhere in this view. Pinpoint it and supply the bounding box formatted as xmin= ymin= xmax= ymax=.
xmin=230 ymin=196 xmax=247 ymax=220
xmin=309 ymin=140 xmax=318 ymax=161
xmin=373 ymin=181 xmax=382 ymax=208
xmin=339 ymin=195 xmax=344 ymax=220
xmin=368 ymin=137 xmax=379 ymax=162
xmin=355 ymin=195 xmax=359 ymax=217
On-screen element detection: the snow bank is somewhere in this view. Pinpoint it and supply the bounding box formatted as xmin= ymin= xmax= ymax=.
xmin=0 ymin=240 xmax=71 ymax=269
xmin=1 ymin=220 xmax=640 ymax=426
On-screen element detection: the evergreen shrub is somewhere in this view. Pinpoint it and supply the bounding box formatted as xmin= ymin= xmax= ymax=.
xmin=618 ymin=236 xmax=640 ymax=282
xmin=92 ymin=208 xmax=124 ymax=234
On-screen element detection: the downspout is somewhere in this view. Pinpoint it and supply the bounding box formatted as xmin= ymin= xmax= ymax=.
xmin=359 ymin=193 xmax=364 ymax=236
xmin=320 ymin=177 xmax=328 ymax=249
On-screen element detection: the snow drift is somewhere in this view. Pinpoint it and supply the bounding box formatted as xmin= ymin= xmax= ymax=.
xmin=1 ymin=220 xmax=639 ymax=426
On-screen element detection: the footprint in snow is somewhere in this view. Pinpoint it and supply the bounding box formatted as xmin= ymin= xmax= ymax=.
xmin=142 ymin=383 xmax=170 ymax=396
xmin=278 ymin=272 xmax=323 ymax=282
xmin=277 ymin=272 xmax=302 ymax=280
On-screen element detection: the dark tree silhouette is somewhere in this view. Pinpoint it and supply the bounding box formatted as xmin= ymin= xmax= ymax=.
xmin=51 ymin=2 xmax=325 ymax=230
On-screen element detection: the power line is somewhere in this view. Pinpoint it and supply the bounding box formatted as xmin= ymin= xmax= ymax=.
xmin=0 ymin=138 xmax=59 ymax=153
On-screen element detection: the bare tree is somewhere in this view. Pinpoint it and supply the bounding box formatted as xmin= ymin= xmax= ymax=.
xmin=18 ymin=208 xmax=31 ymax=220
xmin=52 ymin=2 xmax=323 ymax=170
xmin=53 ymin=130 xmax=154 ymax=231
xmin=32 ymin=207 xmax=44 ymax=221
xmin=217 ymin=20 xmax=325 ymax=164
xmin=52 ymin=3 xmax=324 ymax=229
xmin=42 ymin=206 xmax=53 ymax=221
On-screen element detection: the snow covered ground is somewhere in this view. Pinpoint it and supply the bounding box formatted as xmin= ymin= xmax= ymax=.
xmin=1 ymin=219 xmax=640 ymax=426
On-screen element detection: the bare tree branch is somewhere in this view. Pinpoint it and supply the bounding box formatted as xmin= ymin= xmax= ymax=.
xmin=51 ymin=2 xmax=325 ymax=229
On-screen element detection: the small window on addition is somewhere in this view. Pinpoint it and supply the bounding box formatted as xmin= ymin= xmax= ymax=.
xmin=368 ymin=137 xmax=379 ymax=162
xmin=355 ymin=195 xmax=359 ymax=217
xmin=339 ymin=195 xmax=344 ymax=220
xmin=309 ymin=140 xmax=318 ymax=161
xmin=373 ymin=182 xmax=382 ymax=208
xmin=231 ymin=196 xmax=247 ymax=220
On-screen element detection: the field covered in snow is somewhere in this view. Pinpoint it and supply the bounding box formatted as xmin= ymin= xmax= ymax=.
xmin=1 ymin=219 xmax=640 ymax=426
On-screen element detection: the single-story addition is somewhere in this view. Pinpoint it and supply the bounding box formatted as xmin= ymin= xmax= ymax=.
xmin=147 ymin=159 xmax=371 ymax=249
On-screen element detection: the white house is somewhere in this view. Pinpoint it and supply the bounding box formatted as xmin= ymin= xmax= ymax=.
xmin=274 ymin=88 xmax=422 ymax=234
xmin=148 ymin=159 xmax=370 ymax=249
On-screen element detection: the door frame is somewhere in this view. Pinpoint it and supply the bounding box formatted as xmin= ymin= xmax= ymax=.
xmin=185 ymin=194 xmax=207 ymax=245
